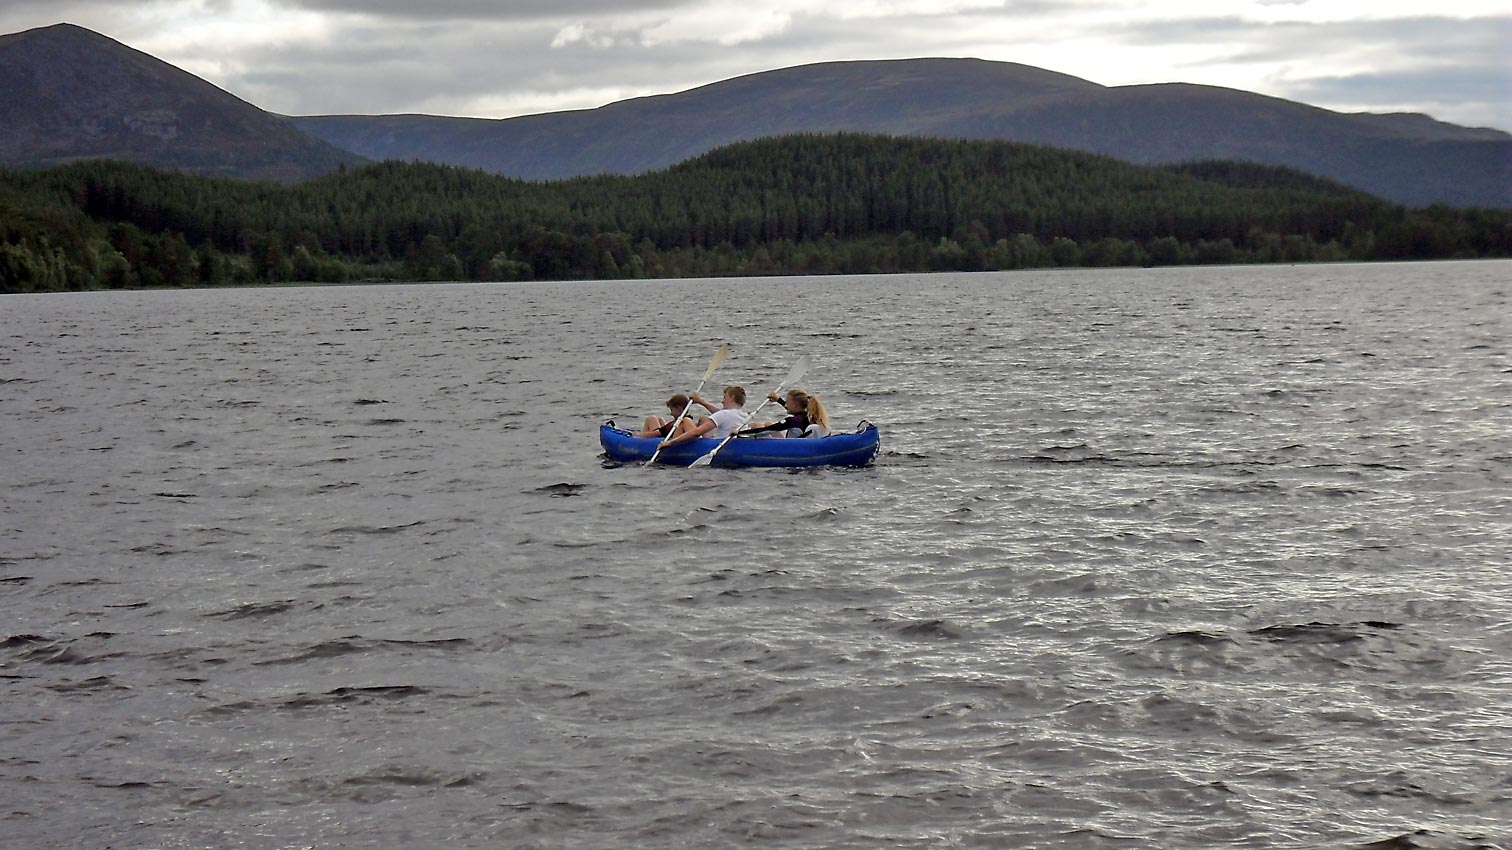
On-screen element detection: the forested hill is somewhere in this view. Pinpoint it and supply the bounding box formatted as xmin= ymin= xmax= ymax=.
xmin=3 ymin=133 xmax=1509 ymax=293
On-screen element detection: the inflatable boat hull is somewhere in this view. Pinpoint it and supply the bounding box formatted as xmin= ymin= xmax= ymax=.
xmin=600 ymin=422 xmax=880 ymax=468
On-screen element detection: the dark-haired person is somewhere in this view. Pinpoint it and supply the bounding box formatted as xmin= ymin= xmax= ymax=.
xmin=634 ymin=393 xmax=700 ymax=439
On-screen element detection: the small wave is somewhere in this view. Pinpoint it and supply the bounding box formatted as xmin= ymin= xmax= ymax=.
xmin=535 ymin=482 xmax=586 ymax=497
xmin=342 ymin=766 xmax=482 ymax=788
xmin=241 ymin=685 xmax=436 ymax=711
xmin=268 ymin=766 xmax=488 ymax=804
xmin=130 ymin=542 xmax=190 ymax=556
xmin=1342 ymin=772 xmax=1476 ymax=806
xmin=327 ymin=684 xmax=430 ymax=700
xmin=1023 ymin=444 xmax=1120 ymax=465
xmin=921 ymin=701 xmax=977 ymax=719
xmin=328 ymin=520 xmax=426 ymax=535
xmin=46 ymin=675 xmax=130 ymax=692
xmin=887 ymin=618 xmax=965 ymax=640
xmin=204 ymin=600 xmax=299 ymax=620
xmin=256 ymin=636 xmax=471 ymax=665
xmin=1344 ymin=829 xmax=1501 ymax=850
xmin=1153 ymin=630 xmax=1235 ymax=646
xmin=1249 ymin=621 xmax=1402 ymax=644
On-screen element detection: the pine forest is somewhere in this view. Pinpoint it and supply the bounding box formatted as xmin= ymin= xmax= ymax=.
xmin=2 ymin=133 xmax=1509 ymax=293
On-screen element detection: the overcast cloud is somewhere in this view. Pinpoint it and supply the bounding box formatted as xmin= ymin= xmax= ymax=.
xmin=3 ymin=0 xmax=1507 ymax=130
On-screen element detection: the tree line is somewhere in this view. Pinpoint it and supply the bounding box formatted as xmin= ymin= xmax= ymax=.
xmin=2 ymin=132 xmax=1509 ymax=292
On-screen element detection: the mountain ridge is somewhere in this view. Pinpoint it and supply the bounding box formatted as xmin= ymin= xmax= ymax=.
xmin=2 ymin=23 xmax=1506 ymax=207
xmin=287 ymin=57 xmax=1510 ymax=207
xmin=0 ymin=23 xmax=364 ymax=182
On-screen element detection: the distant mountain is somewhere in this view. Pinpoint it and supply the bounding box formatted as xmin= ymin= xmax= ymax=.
xmin=3 ymin=24 xmax=1504 ymax=207
xmin=290 ymin=58 xmax=1512 ymax=208
xmin=0 ymin=23 xmax=363 ymax=182
xmin=290 ymin=60 xmax=1099 ymax=179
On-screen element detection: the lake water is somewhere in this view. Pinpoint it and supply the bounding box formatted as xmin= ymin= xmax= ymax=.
xmin=2 ymin=261 xmax=1509 ymax=850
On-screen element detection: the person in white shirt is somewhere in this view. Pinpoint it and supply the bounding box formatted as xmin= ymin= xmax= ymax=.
xmin=659 ymin=385 xmax=746 ymax=447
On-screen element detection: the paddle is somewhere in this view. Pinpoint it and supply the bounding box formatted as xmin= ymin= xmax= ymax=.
xmin=689 ymin=355 xmax=810 ymax=468
xmin=646 ymin=343 xmax=730 ymax=466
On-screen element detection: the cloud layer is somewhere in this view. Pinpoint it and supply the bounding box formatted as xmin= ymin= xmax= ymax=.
xmin=4 ymin=0 xmax=1507 ymax=130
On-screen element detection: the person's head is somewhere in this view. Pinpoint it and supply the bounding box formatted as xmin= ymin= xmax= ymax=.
xmin=666 ymin=393 xmax=689 ymax=414
xmin=784 ymin=389 xmax=809 ymax=414
xmin=723 ymin=385 xmax=746 ymax=407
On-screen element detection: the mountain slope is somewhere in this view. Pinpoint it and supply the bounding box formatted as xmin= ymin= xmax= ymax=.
xmin=0 ymin=23 xmax=363 ymax=182
xmin=291 ymin=58 xmax=1511 ymax=208
xmin=291 ymin=59 xmax=1098 ymax=179
xmin=944 ymin=82 xmax=1511 ymax=208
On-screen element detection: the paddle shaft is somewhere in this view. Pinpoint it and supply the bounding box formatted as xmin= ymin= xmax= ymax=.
xmin=690 ymin=356 xmax=809 ymax=468
xmin=647 ymin=343 xmax=729 ymax=466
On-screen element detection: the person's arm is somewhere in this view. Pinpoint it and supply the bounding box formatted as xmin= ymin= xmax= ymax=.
xmin=741 ymin=415 xmax=788 ymax=435
xmin=688 ymin=392 xmax=720 ymax=415
xmin=662 ymin=416 xmax=715 ymax=446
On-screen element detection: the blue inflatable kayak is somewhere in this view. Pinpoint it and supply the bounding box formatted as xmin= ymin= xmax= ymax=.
xmin=600 ymin=421 xmax=880 ymax=468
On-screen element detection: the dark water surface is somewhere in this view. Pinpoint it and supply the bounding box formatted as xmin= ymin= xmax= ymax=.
xmin=3 ymin=261 xmax=1510 ymax=849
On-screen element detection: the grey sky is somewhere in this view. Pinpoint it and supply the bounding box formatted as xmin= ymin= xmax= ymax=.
xmin=3 ymin=0 xmax=1507 ymax=130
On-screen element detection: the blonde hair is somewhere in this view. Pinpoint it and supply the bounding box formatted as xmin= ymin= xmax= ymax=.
xmin=788 ymin=389 xmax=828 ymax=428
xmin=724 ymin=385 xmax=746 ymax=406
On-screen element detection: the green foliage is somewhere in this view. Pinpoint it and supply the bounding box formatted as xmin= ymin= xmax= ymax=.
xmin=2 ymin=133 xmax=1509 ymax=293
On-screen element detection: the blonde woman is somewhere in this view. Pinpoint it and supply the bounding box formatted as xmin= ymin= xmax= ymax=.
xmin=743 ymin=389 xmax=830 ymax=438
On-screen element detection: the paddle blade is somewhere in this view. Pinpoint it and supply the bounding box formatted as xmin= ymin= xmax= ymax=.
xmin=780 ymin=355 xmax=810 ymax=391
xmin=703 ymin=343 xmax=731 ymax=381
xmin=645 ymin=343 xmax=731 ymax=467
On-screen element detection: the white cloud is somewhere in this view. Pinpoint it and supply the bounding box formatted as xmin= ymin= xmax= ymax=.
xmin=639 ymin=5 xmax=796 ymax=46
xmin=468 ymin=86 xmax=655 ymax=117
xmin=135 ymin=1 xmax=334 ymax=57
